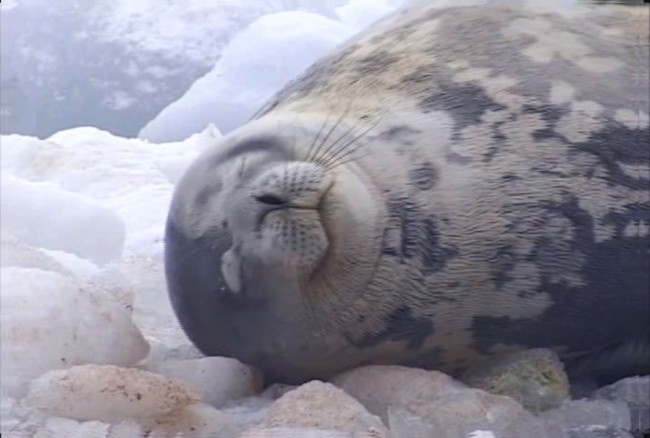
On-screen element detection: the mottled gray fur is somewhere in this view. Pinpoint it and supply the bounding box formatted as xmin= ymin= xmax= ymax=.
xmin=165 ymin=2 xmax=649 ymax=384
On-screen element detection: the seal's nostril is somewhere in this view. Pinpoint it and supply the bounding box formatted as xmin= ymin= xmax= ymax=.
xmin=255 ymin=194 xmax=286 ymax=206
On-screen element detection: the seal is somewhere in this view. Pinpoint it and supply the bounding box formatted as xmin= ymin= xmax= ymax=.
xmin=165 ymin=1 xmax=650 ymax=385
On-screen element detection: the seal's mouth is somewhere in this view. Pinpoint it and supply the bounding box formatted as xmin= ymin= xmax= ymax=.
xmin=254 ymin=178 xmax=334 ymax=226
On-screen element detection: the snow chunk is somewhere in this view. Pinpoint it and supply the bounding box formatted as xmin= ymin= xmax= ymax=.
xmin=0 ymin=268 xmax=149 ymax=398
xmin=331 ymin=365 xmax=466 ymax=423
xmin=335 ymin=0 xmax=398 ymax=30
xmin=146 ymin=357 xmax=263 ymax=408
xmin=139 ymin=11 xmax=356 ymax=142
xmin=404 ymin=388 xmax=533 ymax=437
xmin=0 ymin=232 xmax=72 ymax=275
xmin=595 ymin=376 xmax=650 ymax=433
xmin=0 ymin=175 xmax=125 ymax=264
xmin=95 ymin=254 xmax=187 ymax=345
xmin=151 ymin=124 xmax=222 ymax=185
xmin=24 ymin=364 xmax=200 ymax=422
xmin=140 ymin=402 xmax=228 ymax=436
xmin=32 ymin=417 xmax=109 ymax=438
xmin=540 ymin=399 xmax=632 ymax=432
xmin=242 ymin=428 xmax=353 ymax=437
xmin=332 ymin=365 xmax=538 ymax=437
xmin=1 ymin=397 xmax=20 ymax=433
xmin=108 ymin=419 xmax=146 ymax=438
xmin=257 ymin=381 xmax=387 ymax=435
xmin=1 ymin=129 xmax=214 ymax=256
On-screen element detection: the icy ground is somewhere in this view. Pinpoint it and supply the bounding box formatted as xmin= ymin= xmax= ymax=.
xmin=1 ymin=0 xmax=648 ymax=437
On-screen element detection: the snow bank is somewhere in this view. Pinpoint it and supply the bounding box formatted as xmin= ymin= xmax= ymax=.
xmin=1 ymin=127 xmax=217 ymax=257
xmin=139 ymin=11 xmax=357 ymax=142
xmin=335 ymin=0 xmax=398 ymax=29
xmin=0 ymin=175 xmax=125 ymax=264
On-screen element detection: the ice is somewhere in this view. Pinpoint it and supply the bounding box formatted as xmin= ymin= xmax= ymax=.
xmin=386 ymin=407 xmax=442 ymax=438
xmin=411 ymin=388 xmax=534 ymax=437
xmin=242 ymin=428 xmax=353 ymax=437
xmin=387 ymin=406 xmax=568 ymax=438
xmin=32 ymin=417 xmax=82 ymax=438
xmin=139 ymin=11 xmax=357 ymax=142
xmin=24 ymin=364 xmax=200 ymax=422
xmin=470 ymin=432 xmax=497 ymax=438
xmin=540 ymin=399 xmax=632 ymax=431
xmin=151 ymin=124 xmax=222 ymax=185
xmin=258 ymin=381 xmax=387 ymax=435
xmin=1 ymin=128 xmax=214 ymax=257
xmin=32 ymin=417 xmax=110 ymax=438
xmin=31 ymin=419 xmax=145 ymax=438
xmin=1 ymin=397 xmax=20 ymax=434
xmin=595 ymin=376 xmax=650 ymax=433
xmin=144 ymin=357 xmax=263 ymax=408
xmin=217 ymin=396 xmax=276 ymax=438
xmin=335 ymin=0 xmax=399 ymax=29
xmin=1 ymin=232 xmax=72 ymax=275
xmin=0 ymin=267 xmax=149 ymax=399
xmin=564 ymin=426 xmax=635 ymax=438
xmin=336 ymin=366 xmax=544 ymax=437
xmin=331 ymin=365 xmax=466 ymax=422
xmin=139 ymin=402 xmax=227 ymax=436
xmin=107 ymin=419 xmax=145 ymax=438
xmin=0 ymin=175 xmax=125 ymax=264
xmin=94 ymin=254 xmax=187 ymax=346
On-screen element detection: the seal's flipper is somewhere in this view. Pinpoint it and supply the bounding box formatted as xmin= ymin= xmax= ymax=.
xmin=566 ymin=339 xmax=650 ymax=387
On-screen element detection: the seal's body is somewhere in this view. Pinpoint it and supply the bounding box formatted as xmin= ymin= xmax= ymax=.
xmin=165 ymin=2 xmax=650 ymax=384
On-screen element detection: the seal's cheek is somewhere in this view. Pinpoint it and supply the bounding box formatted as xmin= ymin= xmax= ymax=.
xmin=166 ymin=219 xmax=281 ymax=363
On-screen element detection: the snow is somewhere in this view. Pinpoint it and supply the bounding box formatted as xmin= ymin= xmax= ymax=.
xmin=0 ymin=175 xmax=126 ymax=264
xmin=1 ymin=268 xmax=149 ymax=399
xmin=144 ymin=357 xmax=263 ymax=408
xmin=0 ymin=124 xmax=221 ymax=432
xmin=0 ymin=233 xmax=72 ymax=276
xmin=139 ymin=11 xmax=357 ymax=143
xmin=1 ymin=127 xmax=219 ymax=257
xmin=24 ymin=364 xmax=200 ymax=421
xmin=335 ymin=0 xmax=397 ymax=29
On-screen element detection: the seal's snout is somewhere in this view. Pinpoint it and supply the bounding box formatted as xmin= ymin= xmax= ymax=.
xmin=250 ymin=161 xmax=333 ymax=211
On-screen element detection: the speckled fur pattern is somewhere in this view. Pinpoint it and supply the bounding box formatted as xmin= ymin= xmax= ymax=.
xmin=166 ymin=1 xmax=650 ymax=384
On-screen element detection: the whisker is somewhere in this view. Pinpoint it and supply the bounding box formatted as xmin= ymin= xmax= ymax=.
xmin=310 ymin=101 xmax=352 ymax=168
xmin=322 ymin=115 xmax=383 ymax=170
xmin=314 ymin=112 xmax=367 ymax=169
xmin=305 ymin=99 xmax=335 ymax=162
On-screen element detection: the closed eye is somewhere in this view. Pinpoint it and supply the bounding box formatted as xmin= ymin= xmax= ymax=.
xmin=255 ymin=194 xmax=286 ymax=206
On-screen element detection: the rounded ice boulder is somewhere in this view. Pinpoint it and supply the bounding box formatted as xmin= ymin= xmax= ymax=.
xmin=24 ymin=364 xmax=200 ymax=421
xmin=0 ymin=267 xmax=149 ymax=398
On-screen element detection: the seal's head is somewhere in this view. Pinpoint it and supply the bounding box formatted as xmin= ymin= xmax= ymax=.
xmin=164 ymin=114 xmax=383 ymax=383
